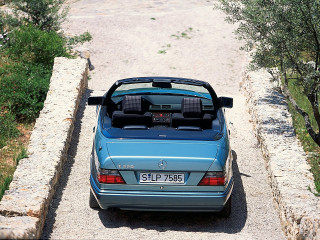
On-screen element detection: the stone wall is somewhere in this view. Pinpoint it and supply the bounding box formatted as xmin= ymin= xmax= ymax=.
xmin=243 ymin=70 xmax=320 ymax=239
xmin=0 ymin=57 xmax=88 ymax=239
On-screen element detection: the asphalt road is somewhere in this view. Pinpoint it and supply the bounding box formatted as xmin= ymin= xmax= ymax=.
xmin=42 ymin=1 xmax=285 ymax=239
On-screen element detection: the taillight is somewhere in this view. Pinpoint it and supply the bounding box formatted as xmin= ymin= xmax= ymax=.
xmin=97 ymin=169 xmax=126 ymax=184
xmin=198 ymin=171 xmax=226 ymax=186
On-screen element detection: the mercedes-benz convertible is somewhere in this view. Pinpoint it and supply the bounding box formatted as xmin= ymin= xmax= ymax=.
xmin=88 ymin=77 xmax=234 ymax=217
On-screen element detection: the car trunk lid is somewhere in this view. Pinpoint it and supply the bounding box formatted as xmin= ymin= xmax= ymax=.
xmin=105 ymin=139 xmax=218 ymax=171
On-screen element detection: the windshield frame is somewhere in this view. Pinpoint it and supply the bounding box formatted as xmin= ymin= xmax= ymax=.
xmin=103 ymin=77 xmax=220 ymax=110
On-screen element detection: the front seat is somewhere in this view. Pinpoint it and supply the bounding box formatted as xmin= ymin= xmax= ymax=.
xmin=112 ymin=95 xmax=152 ymax=128
xmin=171 ymin=98 xmax=212 ymax=129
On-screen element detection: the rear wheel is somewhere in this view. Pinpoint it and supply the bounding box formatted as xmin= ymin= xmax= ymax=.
xmin=218 ymin=195 xmax=232 ymax=218
xmin=89 ymin=190 xmax=100 ymax=209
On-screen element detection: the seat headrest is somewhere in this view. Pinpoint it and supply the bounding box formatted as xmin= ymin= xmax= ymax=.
xmin=182 ymin=98 xmax=202 ymax=118
xmin=122 ymin=95 xmax=142 ymax=114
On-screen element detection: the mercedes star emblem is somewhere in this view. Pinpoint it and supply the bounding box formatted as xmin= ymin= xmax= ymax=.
xmin=158 ymin=159 xmax=167 ymax=170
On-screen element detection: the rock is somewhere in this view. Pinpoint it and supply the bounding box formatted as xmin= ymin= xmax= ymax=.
xmin=0 ymin=216 xmax=40 ymax=239
xmin=80 ymin=50 xmax=90 ymax=59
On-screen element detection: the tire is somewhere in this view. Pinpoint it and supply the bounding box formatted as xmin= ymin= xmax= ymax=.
xmin=89 ymin=190 xmax=100 ymax=209
xmin=218 ymin=195 xmax=232 ymax=218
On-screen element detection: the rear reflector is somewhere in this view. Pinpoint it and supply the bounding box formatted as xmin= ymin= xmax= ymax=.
xmin=98 ymin=169 xmax=126 ymax=184
xmin=198 ymin=172 xmax=225 ymax=186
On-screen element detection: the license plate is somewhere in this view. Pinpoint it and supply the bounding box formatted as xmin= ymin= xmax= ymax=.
xmin=140 ymin=173 xmax=185 ymax=184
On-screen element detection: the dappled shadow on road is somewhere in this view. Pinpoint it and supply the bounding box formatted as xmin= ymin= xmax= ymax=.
xmin=98 ymin=150 xmax=247 ymax=234
xmin=41 ymin=89 xmax=92 ymax=239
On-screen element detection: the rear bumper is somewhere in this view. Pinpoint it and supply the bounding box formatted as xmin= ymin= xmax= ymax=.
xmin=90 ymin=175 xmax=233 ymax=212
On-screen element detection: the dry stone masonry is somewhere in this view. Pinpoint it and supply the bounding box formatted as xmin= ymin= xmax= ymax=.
xmin=243 ymin=69 xmax=320 ymax=239
xmin=0 ymin=57 xmax=88 ymax=239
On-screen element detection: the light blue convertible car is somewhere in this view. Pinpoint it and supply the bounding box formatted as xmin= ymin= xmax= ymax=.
xmin=88 ymin=77 xmax=233 ymax=217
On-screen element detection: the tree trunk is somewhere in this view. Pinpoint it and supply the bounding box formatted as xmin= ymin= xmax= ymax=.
xmin=308 ymin=93 xmax=320 ymax=131
xmin=281 ymin=82 xmax=320 ymax=146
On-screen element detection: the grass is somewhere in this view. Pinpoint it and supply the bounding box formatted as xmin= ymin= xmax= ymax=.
xmin=158 ymin=26 xmax=194 ymax=54
xmin=16 ymin=147 xmax=28 ymax=164
xmin=286 ymin=78 xmax=320 ymax=193
xmin=0 ymin=123 xmax=32 ymax=201
xmin=0 ymin=176 xmax=13 ymax=201
xmin=171 ymin=27 xmax=193 ymax=40
xmin=158 ymin=44 xmax=171 ymax=54
xmin=158 ymin=49 xmax=166 ymax=54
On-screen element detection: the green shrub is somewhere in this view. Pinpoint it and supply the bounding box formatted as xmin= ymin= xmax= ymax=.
xmin=7 ymin=25 xmax=69 ymax=65
xmin=0 ymin=25 xmax=70 ymax=122
xmin=0 ymin=62 xmax=51 ymax=122
xmin=0 ymin=10 xmax=18 ymax=33
xmin=0 ymin=111 xmax=19 ymax=149
xmin=0 ymin=11 xmax=5 ymax=32
xmin=9 ymin=0 xmax=69 ymax=32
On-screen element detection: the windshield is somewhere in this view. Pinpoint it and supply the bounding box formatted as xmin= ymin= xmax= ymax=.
xmin=112 ymin=82 xmax=211 ymax=99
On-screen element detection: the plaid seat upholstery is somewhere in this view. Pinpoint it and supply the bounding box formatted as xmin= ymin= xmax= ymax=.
xmin=122 ymin=95 xmax=142 ymax=114
xmin=112 ymin=95 xmax=152 ymax=128
xmin=172 ymin=98 xmax=212 ymax=129
xmin=181 ymin=98 xmax=202 ymax=118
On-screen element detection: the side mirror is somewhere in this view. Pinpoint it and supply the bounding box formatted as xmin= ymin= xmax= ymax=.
xmin=219 ymin=97 xmax=233 ymax=108
xmin=88 ymin=96 xmax=104 ymax=105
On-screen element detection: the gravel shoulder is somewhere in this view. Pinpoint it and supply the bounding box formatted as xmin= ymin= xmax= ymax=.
xmin=42 ymin=1 xmax=285 ymax=239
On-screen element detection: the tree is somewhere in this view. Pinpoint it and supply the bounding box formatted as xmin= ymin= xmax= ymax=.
xmin=9 ymin=0 xmax=69 ymax=32
xmin=218 ymin=0 xmax=320 ymax=146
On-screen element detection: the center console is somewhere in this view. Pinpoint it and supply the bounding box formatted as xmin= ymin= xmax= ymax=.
xmin=152 ymin=112 xmax=171 ymax=124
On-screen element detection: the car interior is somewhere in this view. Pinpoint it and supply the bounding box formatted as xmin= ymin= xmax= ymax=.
xmin=109 ymin=95 xmax=217 ymax=131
